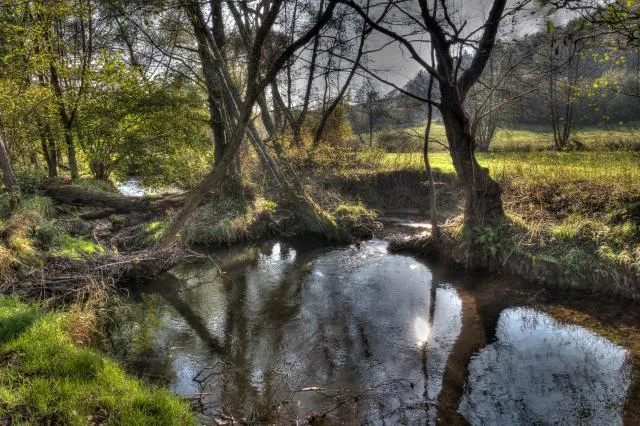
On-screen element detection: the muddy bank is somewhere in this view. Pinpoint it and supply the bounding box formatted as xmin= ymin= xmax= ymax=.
xmin=390 ymin=228 xmax=640 ymax=302
xmin=325 ymin=169 xmax=459 ymax=214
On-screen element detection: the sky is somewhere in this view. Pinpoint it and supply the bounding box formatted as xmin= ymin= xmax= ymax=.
xmin=361 ymin=0 xmax=573 ymax=88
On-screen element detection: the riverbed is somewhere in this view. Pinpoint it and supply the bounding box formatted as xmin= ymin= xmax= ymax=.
xmin=105 ymin=236 xmax=635 ymax=424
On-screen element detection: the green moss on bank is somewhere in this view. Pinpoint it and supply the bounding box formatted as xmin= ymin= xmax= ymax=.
xmin=182 ymin=197 xmax=278 ymax=246
xmin=331 ymin=202 xmax=381 ymax=238
xmin=0 ymin=297 xmax=195 ymax=425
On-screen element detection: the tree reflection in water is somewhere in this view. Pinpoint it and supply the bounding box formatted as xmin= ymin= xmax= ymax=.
xmin=105 ymin=240 xmax=632 ymax=425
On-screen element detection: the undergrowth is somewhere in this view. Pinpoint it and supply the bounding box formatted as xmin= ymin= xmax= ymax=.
xmin=182 ymin=197 xmax=278 ymax=246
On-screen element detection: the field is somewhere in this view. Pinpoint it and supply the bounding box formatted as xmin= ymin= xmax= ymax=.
xmin=370 ymin=123 xmax=640 ymax=152
xmin=375 ymin=151 xmax=640 ymax=186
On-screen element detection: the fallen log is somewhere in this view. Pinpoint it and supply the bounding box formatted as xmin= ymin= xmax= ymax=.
xmin=42 ymin=179 xmax=186 ymax=213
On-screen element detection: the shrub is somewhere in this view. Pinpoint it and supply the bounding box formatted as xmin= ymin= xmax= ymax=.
xmin=377 ymin=131 xmax=421 ymax=152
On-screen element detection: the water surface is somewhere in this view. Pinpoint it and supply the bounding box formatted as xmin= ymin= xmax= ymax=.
xmin=107 ymin=239 xmax=632 ymax=424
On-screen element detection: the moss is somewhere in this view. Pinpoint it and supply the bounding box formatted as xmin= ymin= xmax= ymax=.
xmin=72 ymin=179 xmax=118 ymax=194
xmin=182 ymin=197 xmax=277 ymax=246
xmin=143 ymin=219 xmax=169 ymax=244
xmin=0 ymin=297 xmax=195 ymax=425
xmin=331 ymin=202 xmax=380 ymax=238
xmin=49 ymin=234 xmax=105 ymax=259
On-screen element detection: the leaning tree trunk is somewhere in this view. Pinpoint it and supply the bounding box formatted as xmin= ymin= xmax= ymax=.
xmin=440 ymin=85 xmax=504 ymax=227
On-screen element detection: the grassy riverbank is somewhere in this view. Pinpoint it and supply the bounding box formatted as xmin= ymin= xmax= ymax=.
xmin=0 ymin=297 xmax=194 ymax=425
xmin=341 ymin=150 xmax=640 ymax=299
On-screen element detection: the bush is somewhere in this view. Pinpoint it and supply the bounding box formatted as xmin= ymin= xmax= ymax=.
xmin=377 ymin=131 xmax=421 ymax=152
xmin=16 ymin=172 xmax=47 ymax=196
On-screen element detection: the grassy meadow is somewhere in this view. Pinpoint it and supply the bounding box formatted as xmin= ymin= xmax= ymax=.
xmin=374 ymin=151 xmax=640 ymax=185
xmin=371 ymin=122 xmax=640 ymax=152
xmin=0 ymin=297 xmax=195 ymax=425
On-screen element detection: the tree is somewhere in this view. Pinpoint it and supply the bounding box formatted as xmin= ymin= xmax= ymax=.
xmin=0 ymin=130 xmax=17 ymax=189
xmin=158 ymin=0 xmax=342 ymax=248
xmin=546 ymin=23 xmax=589 ymax=150
xmin=343 ymin=0 xmax=517 ymax=226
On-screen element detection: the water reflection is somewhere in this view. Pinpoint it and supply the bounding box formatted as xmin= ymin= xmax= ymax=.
xmin=106 ymin=240 xmax=632 ymax=424
xmin=459 ymin=307 xmax=631 ymax=425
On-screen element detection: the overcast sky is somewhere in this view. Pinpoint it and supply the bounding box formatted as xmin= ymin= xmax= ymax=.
xmin=361 ymin=0 xmax=573 ymax=88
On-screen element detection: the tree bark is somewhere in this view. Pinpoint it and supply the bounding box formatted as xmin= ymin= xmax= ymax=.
xmin=42 ymin=180 xmax=185 ymax=212
xmin=184 ymin=0 xmax=243 ymax=195
xmin=0 ymin=133 xmax=18 ymax=189
xmin=49 ymin=63 xmax=79 ymax=179
xmin=37 ymin=119 xmax=56 ymax=177
xmin=440 ymin=84 xmax=504 ymax=227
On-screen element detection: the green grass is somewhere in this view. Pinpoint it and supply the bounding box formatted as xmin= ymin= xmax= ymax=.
xmin=372 ymin=151 xmax=640 ymax=186
xmin=351 ymin=141 xmax=640 ymax=293
xmin=372 ymin=123 xmax=640 ymax=152
xmin=0 ymin=297 xmax=195 ymax=425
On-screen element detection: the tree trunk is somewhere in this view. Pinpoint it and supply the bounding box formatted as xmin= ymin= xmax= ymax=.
xmin=0 ymin=133 xmax=18 ymax=189
xmin=43 ymin=179 xmax=186 ymax=212
xmin=63 ymin=123 xmax=79 ymax=179
xmin=424 ymin=56 xmax=440 ymax=240
xmin=37 ymin=118 xmax=58 ymax=177
xmin=185 ymin=0 xmax=243 ymax=196
xmin=49 ymin=63 xmax=79 ymax=179
xmin=440 ymin=85 xmax=504 ymax=227
xmin=291 ymin=123 xmax=303 ymax=148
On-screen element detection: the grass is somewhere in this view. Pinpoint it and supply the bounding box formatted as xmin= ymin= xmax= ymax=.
xmin=182 ymin=197 xmax=278 ymax=246
xmin=331 ymin=202 xmax=381 ymax=238
xmin=372 ymin=122 xmax=640 ymax=152
xmin=71 ymin=178 xmax=119 ymax=194
xmin=349 ymin=144 xmax=640 ymax=297
xmin=368 ymin=151 xmax=640 ymax=186
xmin=0 ymin=297 xmax=195 ymax=425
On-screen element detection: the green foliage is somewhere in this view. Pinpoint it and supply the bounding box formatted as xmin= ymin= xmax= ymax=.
xmin=0 ymin=297 xmax=195 ymax=425
xmin=78 ymin=53 xmax=212 ymax=185
xmin=469 ymin=224 xmax=505 ymax=258
xmin=71 ymin=179 xmax=118 ymax=194
xmin=0 ymin=190 xmax=21 ymax=218
xmin=34 ymin=220 xmax=65 ymax=248
xmin=16 ymin=172 xmax=47 ymax=196
xmin=108 ymin=214 xmax=128 ymax=226
xmin=302 ymin=102 xmax=354 ymax=146
xmin=48 ymin=234 xmax=105 ymax=259
xmin=142 ymin=220 xmax=169 ymax=245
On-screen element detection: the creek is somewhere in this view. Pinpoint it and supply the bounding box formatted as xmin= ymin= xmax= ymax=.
xmin=105 ymin=231 xmax=633 ymax=424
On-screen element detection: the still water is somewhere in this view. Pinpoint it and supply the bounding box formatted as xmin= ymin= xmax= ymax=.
xmin=106 ymin=238 xmax=633 ymax=424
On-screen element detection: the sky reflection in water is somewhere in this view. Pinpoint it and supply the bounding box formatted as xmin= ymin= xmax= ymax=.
xmin=107 ymin=240 xmax=632 ymax=424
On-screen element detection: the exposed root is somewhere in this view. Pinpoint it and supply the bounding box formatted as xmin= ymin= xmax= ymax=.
xmin=1 ymin=248 xmax=199 ymax=303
